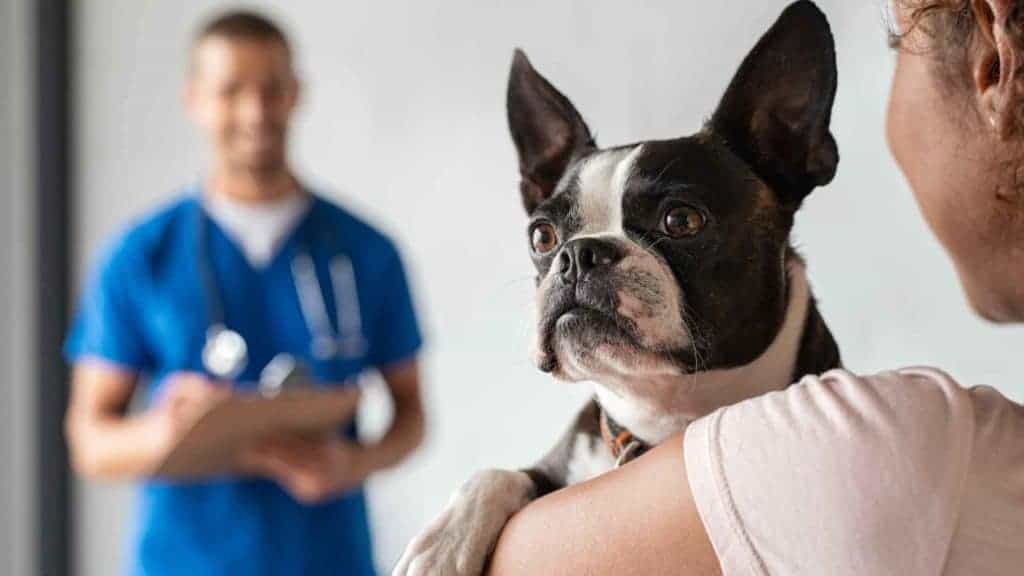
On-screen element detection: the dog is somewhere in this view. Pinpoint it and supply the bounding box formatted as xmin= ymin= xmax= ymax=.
xmin=395 ymin=2 xmax=841 ymax=573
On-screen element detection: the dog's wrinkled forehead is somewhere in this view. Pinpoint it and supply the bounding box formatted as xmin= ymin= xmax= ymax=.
xmin=555 ymin=145 xmax=644 ymax=238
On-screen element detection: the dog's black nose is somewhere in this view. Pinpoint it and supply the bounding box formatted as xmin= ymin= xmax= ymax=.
xmin=558 ymin=238 xmax=623 ymax=284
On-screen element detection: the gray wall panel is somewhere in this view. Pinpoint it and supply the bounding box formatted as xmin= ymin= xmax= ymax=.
xmin=3 ymin=0 xmax=38 ymax=574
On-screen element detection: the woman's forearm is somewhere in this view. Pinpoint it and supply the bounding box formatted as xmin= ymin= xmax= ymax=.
xmin=487 ymin=433 xmax=721 ymax=576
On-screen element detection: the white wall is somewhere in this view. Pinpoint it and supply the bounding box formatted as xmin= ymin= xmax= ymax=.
xmin=1 ymin=0 xmax=37 ymax=574
xmin=74 ymin=1 xmax=1024 ymax=574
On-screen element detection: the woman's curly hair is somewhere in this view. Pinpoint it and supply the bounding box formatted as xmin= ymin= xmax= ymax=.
xmin=892 ymin=0 xmax=974 ymax=46
xmin=892 ymin=1 xmax=1024 ymax=92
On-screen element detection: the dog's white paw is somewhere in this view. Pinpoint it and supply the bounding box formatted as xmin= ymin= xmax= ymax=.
xmin=393 ymin=469 xmax=535 ymax=576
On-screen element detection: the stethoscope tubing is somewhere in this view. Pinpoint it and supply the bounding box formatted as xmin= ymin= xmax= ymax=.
xmin=196 ymin=198 xmax=366 ymax=379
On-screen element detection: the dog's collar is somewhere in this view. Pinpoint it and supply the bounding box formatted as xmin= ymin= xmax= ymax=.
xmin=599 ymin=407 xmax=649 ymax=466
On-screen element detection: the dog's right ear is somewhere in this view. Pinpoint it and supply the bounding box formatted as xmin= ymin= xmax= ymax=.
xmin=507 ymin=49 xmax=595 ymax=213
xmin=709 ymin=0 xmax=838 ymax=208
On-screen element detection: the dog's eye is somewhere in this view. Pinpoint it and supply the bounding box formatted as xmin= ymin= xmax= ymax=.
xmin=530 ymin=222 xmax=559 ymax=254
xmin=663 ymin=206 xmax=706 ymax=237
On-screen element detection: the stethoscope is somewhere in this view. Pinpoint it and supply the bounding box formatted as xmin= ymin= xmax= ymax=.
xmin=197 ymin=200 xmax=368 ymax=383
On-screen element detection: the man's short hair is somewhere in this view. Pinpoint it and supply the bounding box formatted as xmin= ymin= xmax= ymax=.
xmin=193 ymin=10 xmax=291 ymax=59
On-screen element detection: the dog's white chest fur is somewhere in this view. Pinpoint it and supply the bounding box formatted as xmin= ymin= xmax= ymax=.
xmin=566 ymin=432 xmax=617 ymax=484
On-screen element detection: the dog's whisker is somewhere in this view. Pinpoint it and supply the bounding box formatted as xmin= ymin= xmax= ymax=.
xmin=679 ymin=301 xmax=710 ymax=378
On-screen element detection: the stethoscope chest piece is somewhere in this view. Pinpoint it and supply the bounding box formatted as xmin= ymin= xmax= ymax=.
xmin=202 ymin=324 xmax=248 ymax=380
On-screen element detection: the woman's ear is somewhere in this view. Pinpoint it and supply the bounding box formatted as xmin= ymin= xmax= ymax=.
xmin=972 ymin=0 xmax=1020 ymax=139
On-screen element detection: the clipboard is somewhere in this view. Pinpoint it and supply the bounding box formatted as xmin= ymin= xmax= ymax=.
xmin=154 ymin=386 xmax=361 ymax=479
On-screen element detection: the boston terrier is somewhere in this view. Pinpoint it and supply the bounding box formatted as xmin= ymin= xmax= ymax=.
xmin=395 ymin=2 xmax=841 ymax=573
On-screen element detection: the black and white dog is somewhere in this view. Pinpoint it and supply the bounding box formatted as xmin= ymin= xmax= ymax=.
xmin=396 ymin=2 xmax=841 ymax=573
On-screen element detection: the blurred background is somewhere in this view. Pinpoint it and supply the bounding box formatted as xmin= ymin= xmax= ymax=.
xmin=4 ymin=0 xmax=1024 ymax=574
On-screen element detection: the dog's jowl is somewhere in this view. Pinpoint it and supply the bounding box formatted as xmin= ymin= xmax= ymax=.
xmin=395 ymin=2 xmax=842 ymax=574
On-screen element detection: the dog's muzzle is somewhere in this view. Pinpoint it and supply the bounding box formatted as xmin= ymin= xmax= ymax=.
xmin=537 ymin=238 xmax=641 ymax=373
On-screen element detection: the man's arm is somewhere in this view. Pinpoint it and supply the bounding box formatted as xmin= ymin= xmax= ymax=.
xmin=65 ymin=360 xmax=229 ymax=478
xmin=359 ymin=358 xmax=426 ymax=472
xmin=487 ymin=433 xmax=721 ymax=576
xmin=65 ymin=361 xmax=151 ymax=477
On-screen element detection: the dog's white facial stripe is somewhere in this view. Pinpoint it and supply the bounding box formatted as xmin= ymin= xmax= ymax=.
xmin=574 ymin=145 xmax=643 ymax=237
xmin=574 ymin=144 xmax=688 ymax=351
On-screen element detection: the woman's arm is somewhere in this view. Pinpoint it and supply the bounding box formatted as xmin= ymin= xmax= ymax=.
xmin=487 ymin=433 xmax=721 ymax=576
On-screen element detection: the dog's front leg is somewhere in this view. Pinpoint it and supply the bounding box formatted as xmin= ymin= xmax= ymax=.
xmin=392 ymin=468 xmax=535 ymax=576
xmin=393 ymin=401 xmax=602 ymax=576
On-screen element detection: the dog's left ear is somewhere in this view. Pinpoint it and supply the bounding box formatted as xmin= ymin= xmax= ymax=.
xmin=710 ymin=0 xmax=838 ymax=207
xmin=507 ymin=49 xmax=596 ymax=213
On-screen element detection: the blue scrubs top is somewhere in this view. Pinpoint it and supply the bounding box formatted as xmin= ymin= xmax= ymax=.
xmin=65 ymin=190 xmax=423 ymax=576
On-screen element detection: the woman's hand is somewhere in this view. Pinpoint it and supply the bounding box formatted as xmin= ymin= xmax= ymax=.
xmin=239 ymin=434 xmax=372 ymax=503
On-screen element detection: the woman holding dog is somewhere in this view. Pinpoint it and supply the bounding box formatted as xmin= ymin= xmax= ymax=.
xmin=487 ymin=1 xmax=1024 ymax=574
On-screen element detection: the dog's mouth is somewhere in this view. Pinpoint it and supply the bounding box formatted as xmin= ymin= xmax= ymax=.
xmin=538 ymin=296 xmax=639 ymax=374
xmin=537 ymin=295 xmax=701 ymax=376
xmin=554 ymin=306 xmax=621 ymax=336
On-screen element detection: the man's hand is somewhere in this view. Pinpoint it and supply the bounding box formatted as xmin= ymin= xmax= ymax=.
xmin=239 ymin=434 xmax=371 ymax=503
xmin=237 ymin=358 xmax=426 ymax=504
xmin=143 ymin=372 xmax=232 ymax=465
xmin=66 ymin=363 xmax=230 ymax=478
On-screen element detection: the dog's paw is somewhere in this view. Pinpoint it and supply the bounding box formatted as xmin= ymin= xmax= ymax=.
xmin=393 ymin=469 xmax=535 ymax=576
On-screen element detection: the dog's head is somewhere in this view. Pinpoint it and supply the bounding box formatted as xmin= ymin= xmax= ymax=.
xmin=507 ymin=1 xmax=837 ymax=384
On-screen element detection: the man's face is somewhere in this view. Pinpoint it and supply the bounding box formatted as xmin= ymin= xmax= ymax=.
xmin=186 ymin=37 xmax=298 ymax=175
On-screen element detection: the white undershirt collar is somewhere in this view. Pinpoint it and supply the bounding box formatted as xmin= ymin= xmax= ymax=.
xmin=202 ymin=189 xmax=313 ymax=269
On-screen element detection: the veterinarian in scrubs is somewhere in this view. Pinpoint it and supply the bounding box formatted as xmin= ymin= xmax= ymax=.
xmin=63 ymin=11 xmax=424 ymax=576
xmin=487 ymin=1 xmax=1024 ymax=574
